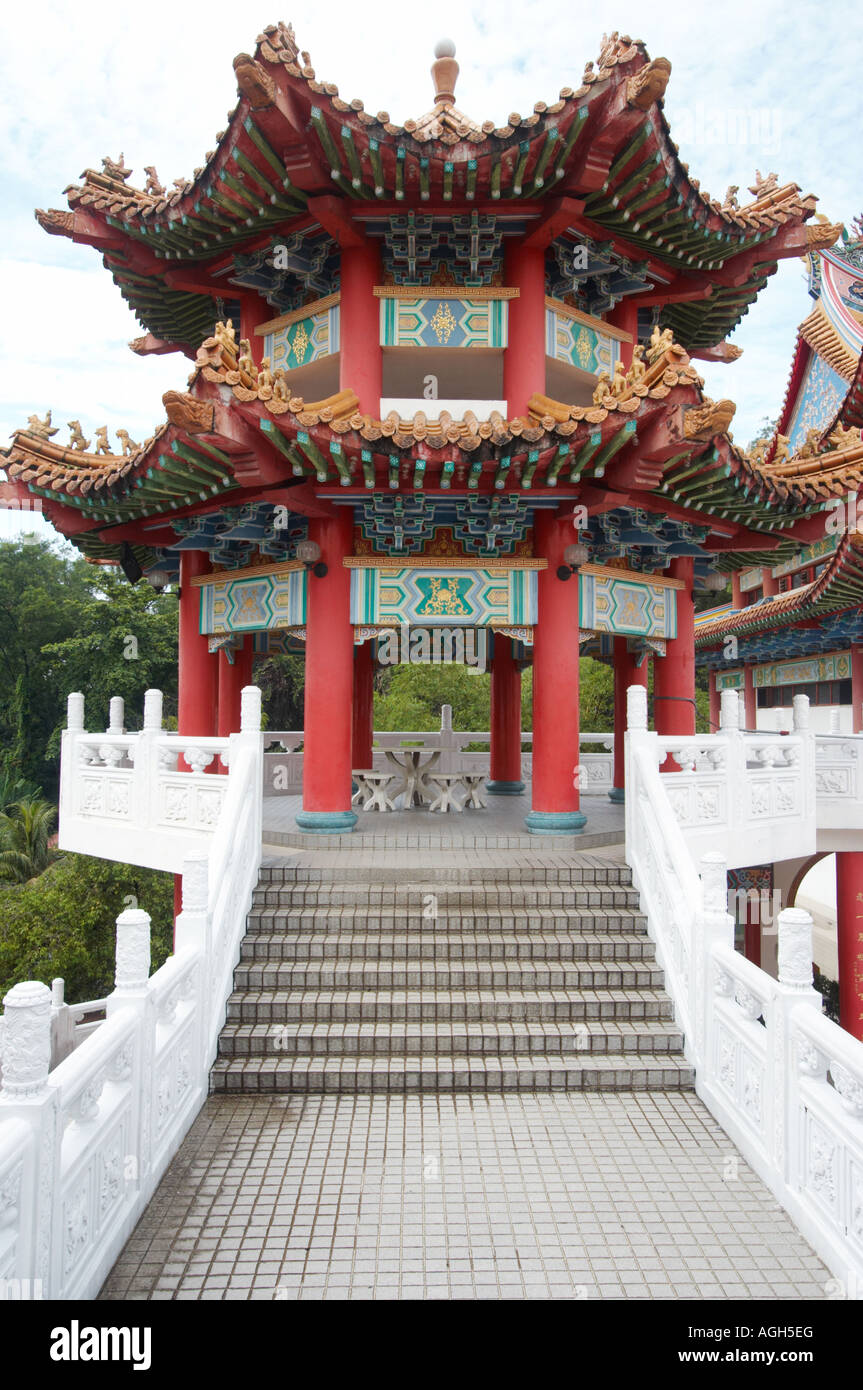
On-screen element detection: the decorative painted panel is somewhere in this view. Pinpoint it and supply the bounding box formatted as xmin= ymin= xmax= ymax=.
xmin=716 ymin=669 xmax=744 ymax=691
xmin=579 ymin=570 xmax=678 ymax=639
xmin=545 ymin=308 xmax=620 ymax=375
xmin=199 ymin=568 xmax=307 ymax=634
xmin=379 ymin=295 xmax=508 ymax=348
xmin=787 ymin=353 xmax=848 ymax=451
xmin=752 ymin=650 xmax=851 ymax=688
xmin=770 ymin=534 xmax=838 ymax=581
xmin=263 ymin=301 xmax=339 ymax=371
xmin=349 ymin=564 xmax=537 ymax=627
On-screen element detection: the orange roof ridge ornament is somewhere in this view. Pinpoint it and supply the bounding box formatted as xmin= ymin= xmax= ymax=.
xmin=431 ymin=38 xmax=459 ymax=106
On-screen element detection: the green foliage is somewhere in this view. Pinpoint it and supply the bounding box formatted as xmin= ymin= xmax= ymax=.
xmin=747 ymin=415 xmax=777 ymax=451
xmin=374 ymin=661 xmax=491 ymax=732
xmin=814 ymin=968 xmax=840 ymax=1023
xmin=41 ymin=567 xmax=178 ymax=752
xmin=255 ymin=654 xmax=305 ymax=732
xmin=0 ymin=853 xmax=174 ymax=1004
xmin=0 ymin=540 xmax=92 ymax=794
xmin=578 ymin=658 xmax=614 ymax=731
xmin=0 ymin=764 xmax=40 ymax=813
xmin=0 ymin=540 xmax=178 ymax=798
xmin=0 ymin=798 xmax=57 ymax=883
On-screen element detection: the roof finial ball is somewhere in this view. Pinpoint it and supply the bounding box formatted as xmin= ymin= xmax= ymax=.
xmin=432 ymin=38 xmax=459 ymax=105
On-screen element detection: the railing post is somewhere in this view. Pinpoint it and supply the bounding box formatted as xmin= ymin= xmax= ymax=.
xmin=0 ymin=981 xmax=61 ymax=1295
xmin=107 ymin=696 xmax=125 ymax=735
xmin=174 ymin=856 xmax=211 ymax=1070
xmin=694 ymin=852 xmax=734 ymax=1068
xmin=143 ymin=689 xmax=163 ymax=732
xmin=792 ymin=694 xmax=816 ymax=823
xmin=50 ymin=978 xmax=75 ymax=1069
xmin=624 ymin=684 xmax=652 ymax=864
xmin=719 ymin=688 xmax=740 ymax=733
xmin=59 ymin=694 xmax=85 ymax=843
xmin=135 ymin=689 xmax=164 ymax=834
xmin=240 ymin=685 xmax=262 ymax=733
xmin=774 ymin=905 xmax=822 ymax=1184
xmin=111 ymin=908 xmax=152 ymax=1000
xmin=440 ymin=702 xmax=454 ymax=773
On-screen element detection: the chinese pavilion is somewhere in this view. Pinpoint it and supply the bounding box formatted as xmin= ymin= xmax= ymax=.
xmin=0 ymin=23 xmax=849 ymax=841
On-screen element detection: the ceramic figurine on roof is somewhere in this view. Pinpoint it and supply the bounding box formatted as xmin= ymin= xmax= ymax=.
xmin=0 ymin=23 xmax=845 ymax=841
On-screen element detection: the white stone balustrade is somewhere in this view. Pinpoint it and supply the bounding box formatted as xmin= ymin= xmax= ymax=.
xmin=263 ymin=706 xmax=616 ymax=796
xmin=625 ymin=688 xmax=863 ymax=1288
xmin=629 ymin=693 xmax=816 ymax=870
xmin=0 ymin=689 xmax=263 ymax=1299
xmin=59 ymin=687 xmax=262 ymax=873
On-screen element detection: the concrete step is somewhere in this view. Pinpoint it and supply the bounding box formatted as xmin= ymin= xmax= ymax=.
xmin=245 ymin=907 xmax=648 ymax=936
xmin=217 ymin=1017 xmax=685 ymax=1059
xmin=230 ymin=958 xmax=667 ymax=993
xmin=225 ymin=986 xmax=676 ymax=1025
xmin=209 ymin=1052 xmax=694 ymax=1094
xmin=239 ymin=929 xmax=657 ymax=963
xmin=258 ymin=856 xmax=632 ymax=887
xmin=251 ymin=885 xmax=643 ymax=911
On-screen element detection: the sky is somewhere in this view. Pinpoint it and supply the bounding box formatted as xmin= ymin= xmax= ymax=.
xmin=1 ymin=0 xmax=861 ymax=542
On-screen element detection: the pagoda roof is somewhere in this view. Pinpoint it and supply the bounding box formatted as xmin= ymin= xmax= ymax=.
xmin=33 ymin=24 xmax=839 ymax=355
xmin=2 ymin=325 xmax=849 ymax=578
xmin=695 ymin=530 xmax=863 ymax=650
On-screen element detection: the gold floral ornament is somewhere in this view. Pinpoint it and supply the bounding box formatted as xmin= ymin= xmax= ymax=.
xmin=431 ymin=302 xmax=458 ymax=345
xmin=291 ymin=323 xmax=310 ymax=364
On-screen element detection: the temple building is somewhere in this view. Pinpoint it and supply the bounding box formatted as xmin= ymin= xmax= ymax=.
xmin=697 ymin=224 xmax=863 ymax=736
xmin=0 ymin=24 xmax=853 ymax=843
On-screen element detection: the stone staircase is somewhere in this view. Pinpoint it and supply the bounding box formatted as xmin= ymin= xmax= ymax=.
xmin=211 ymin=849 xmax=693 ymax=1094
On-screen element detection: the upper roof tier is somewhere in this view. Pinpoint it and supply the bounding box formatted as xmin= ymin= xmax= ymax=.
xmin=34 ymin=24 xmax=840 ymax=353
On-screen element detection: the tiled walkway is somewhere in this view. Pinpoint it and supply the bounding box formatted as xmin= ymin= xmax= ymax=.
xmin=100 ymin=1093 xmax=829 ymax=1300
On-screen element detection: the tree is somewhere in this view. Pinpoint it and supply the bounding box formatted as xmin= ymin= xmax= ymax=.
xmin=41 ymin=567 xmax=178 ymax=746
xmin=0 ymin=853 xmax=174 ymax=1004
xmin=0 ymin=797 xmax=57 ymax=883
xmin=0 ymin=540 xmax=92 ymax=794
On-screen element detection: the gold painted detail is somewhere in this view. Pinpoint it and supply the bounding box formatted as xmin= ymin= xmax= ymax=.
xmin=431 ymin=302 xmax=458 ymax=345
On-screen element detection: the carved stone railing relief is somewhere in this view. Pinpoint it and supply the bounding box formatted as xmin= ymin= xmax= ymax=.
xmin=625 ymin=683 xmax=863 ymax=1287
xmin=0 ymin=687 xmax=263 ymax=1299
xmin=60 ymin=688 xmax=240 ymax=872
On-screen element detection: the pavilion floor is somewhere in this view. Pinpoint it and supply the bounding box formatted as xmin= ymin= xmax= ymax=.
xmin=262 ymin=784 xmax=624 ymax=852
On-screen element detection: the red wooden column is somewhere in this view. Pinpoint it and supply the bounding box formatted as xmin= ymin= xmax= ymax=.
xmin=761 ymin=564 xmax=779 ymax=597
xmin=175 ymin=550 xmax=219 ymax=919
xmin=610 ymin=637 xmax=648 ymax=802
xmin=835 ymin=851 xmax=863 ymax=1041
xmin=240 ymin=294 xmax=273 ymax=366
xmin=217 ymin=636 xmax=254 ymax=738
xmin=178 ymin=551 xmax=218 ymax=740
xmin=487 ymin=635 xmax=524 ymax=795
xmin=851 ymin=644 xmax=863 ymax=733
xmin=503 ymin=242 xmax=546 ymax=418
xmin=352 ymin=639 xmax=375 ymax=771
xmin=526 ymin=511 xmax=586 ymax=834
xmin=731 ymin=570 xmax=743 ymax=608
xmin=296 ymin=509 xmax=357 ymax=833
xmin=742 ymin=665 xmax=757 ymax=732
xmin=606 ymin=301 xmax=638 ymax=369
xmin=654 ymin=557 xmax=695 ymax=767
xmin=339 ymin=241 xmax=381 ymax=416
xmin=708 ymin=669 xmax=720 ymax=732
